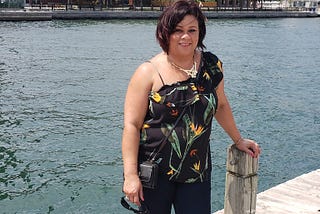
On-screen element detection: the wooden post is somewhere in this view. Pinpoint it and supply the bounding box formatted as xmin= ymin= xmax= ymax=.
xmin=224 ymin=144 xmax=258 ymax=214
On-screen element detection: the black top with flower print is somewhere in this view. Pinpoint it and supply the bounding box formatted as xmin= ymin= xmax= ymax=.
xmin=139 ymin=51 xmax=223 ymax=183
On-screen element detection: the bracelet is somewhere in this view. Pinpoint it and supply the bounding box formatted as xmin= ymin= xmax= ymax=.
xmin=235 ymin=137 xmax=243 ymax=145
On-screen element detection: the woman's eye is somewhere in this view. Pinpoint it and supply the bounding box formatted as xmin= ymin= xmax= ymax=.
xmin=173 ymin=28 xmax=197 ymax=34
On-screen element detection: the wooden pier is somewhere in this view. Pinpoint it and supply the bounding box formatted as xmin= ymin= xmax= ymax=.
xmin=214 ymin=168 xmax=320 ymax=214
xmin=255 ymin=169 xmax=320 ymax=214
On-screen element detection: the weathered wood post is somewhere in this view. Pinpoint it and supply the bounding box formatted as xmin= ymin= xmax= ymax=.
xmin=224 ymin=144 xmax=258 ymax=214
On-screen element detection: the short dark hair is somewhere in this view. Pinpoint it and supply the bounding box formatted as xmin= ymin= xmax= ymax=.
xmin=156 ymin=0 xmax=207 ymax=53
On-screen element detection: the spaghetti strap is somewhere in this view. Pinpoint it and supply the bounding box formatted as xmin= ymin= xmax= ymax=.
xmin=146 ymin=60 xmax=165 ymax=86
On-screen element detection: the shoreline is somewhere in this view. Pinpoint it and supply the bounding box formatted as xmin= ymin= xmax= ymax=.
xmin=0 ymin=9 xmax=319 ymax=21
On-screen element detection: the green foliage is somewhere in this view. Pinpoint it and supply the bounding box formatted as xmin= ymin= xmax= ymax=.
xmin=0 ymin=0 xmax=24 ymax=8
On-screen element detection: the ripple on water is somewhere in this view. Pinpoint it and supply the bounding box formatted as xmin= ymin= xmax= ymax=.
xmin=0 ymin=19 xmax=319 ymax=213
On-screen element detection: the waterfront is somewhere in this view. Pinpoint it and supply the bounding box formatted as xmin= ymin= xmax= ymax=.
xmin=0 ymin=9 xmax=319 ymax=21
xmin=0 ymin=18 xmax=319 ymax=213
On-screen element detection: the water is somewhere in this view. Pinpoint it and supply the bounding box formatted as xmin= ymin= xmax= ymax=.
xmin=0 ymin=18 xmax=319 ymax=213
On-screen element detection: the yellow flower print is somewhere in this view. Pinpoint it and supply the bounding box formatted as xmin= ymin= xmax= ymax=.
xmin=217 ymin=60 xmax=222 ymax=71
xmin=203 ymin=71 xmax=210 ymax=80
xmin=193 ymin=161 xmax=200 ymax=172
xmin=151 ymin=92 xmax=162 ymax=103
xmin=190 ymin=123 xmax=195 ymax=131
xmin=167 ymin=169 xmax=174 ymax=175
xmin=142 ymin=124 xmax=150 ymax=129
xmin=195 ymin=94 xmax=200 ymax=101
xmin=190 ymin=84 xmax=197 ymax=91
xmin=190 ymin=123 xmax=204 ymax=136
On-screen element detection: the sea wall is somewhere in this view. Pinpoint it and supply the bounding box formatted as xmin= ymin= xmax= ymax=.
xmin=0 ymin=9 xmax=318 ymax=21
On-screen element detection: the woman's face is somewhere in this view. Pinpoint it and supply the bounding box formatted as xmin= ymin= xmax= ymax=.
xmin=168 ymin=15 xmax=199 ymax=57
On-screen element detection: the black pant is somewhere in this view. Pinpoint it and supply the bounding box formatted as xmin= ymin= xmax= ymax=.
xmin=143 ymin=174 xmax=211 ymax=214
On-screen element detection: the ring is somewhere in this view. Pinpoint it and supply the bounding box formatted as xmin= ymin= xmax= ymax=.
xmin=125 ymin=196 xmax=129 ymax=200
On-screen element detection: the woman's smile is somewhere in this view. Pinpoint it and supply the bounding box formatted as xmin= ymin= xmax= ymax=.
xmin=169 ymin=15 xmax=199 ymax=55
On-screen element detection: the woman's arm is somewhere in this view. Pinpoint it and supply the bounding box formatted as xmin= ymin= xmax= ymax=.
xmin=214 ymin=77 xmax=261 ymax=158
xmin=121 ymin=62 xmax=155 ymax=206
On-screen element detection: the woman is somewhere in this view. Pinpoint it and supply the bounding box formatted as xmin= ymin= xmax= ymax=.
xmin=121 ymin=0 xmax=261 ymax=213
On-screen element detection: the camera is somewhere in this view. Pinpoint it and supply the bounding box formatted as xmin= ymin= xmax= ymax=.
xmin=139 ymin=160 xmax=158 ymax=189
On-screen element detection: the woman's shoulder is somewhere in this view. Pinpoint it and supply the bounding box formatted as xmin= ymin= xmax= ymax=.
xmin=136 ymin=53 xmax=164 ymax=72
xmin=148 ymin=52 xmax=166 ymax=65
xmin=199 ymin=51 xmax=224 ymax=88
xmin=202 ymin=51 xmax=221 ymax=63
xmin=135 ymin=53 xmax=163 ymax=74
xmin=130 ymin=53 xmax=165 ymax=91
xmin=202 ymin=51 xmax=223 ymax=71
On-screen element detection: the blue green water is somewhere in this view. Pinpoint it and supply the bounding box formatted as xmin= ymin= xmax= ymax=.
xmin=0 ymin=18 xmax=319 ymax=213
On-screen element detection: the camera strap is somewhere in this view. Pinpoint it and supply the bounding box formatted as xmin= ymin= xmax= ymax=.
xmin=149 ymin=106 xmax=187 ymax=162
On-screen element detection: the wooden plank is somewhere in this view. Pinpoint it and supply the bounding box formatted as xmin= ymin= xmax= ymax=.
xmin=226 ymin=144 xmax=258 ymax=176
xmin=224 ymin=173 xmax=258 ymax=214
xmin=223 ymin=145 xmax=258 ymax=214
xmin=255 ymin=169 xmax=320 ymax=214
xmin=213 ymin=169 xmax=320 ymax=214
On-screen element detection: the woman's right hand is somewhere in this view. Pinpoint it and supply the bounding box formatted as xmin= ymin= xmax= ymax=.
xmin=123 ymin=174 xmax=144 ymax=207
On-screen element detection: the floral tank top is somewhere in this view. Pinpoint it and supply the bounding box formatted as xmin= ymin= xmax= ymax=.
xmin=139 ymin=51 xmax=223 ymax=183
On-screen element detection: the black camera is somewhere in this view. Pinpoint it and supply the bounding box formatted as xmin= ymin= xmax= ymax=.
xmin=139 ymin=160 xmax=158 ymax=189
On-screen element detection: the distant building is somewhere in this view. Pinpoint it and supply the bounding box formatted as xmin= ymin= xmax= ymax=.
xmin=292 ymin=0 xmax=319 ymax=11
xmin=218 ymin=0 xmax=319 ymax=10
xmin=1 ymin=0 xmax=319 ymax=11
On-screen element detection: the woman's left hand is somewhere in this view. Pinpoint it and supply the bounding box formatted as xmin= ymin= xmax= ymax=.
xmin=235 ymin=138 xmax=261 ymax=158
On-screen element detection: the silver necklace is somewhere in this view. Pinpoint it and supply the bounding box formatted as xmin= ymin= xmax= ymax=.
xmin=170 ymin=60 xmax=197 ymax=78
